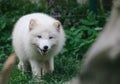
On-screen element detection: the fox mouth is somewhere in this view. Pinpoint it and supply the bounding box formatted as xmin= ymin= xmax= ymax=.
xmin=37 ymin=47 xmax=48 ymax=55
xmin=40 ymin=49 xmax=48 ymax=55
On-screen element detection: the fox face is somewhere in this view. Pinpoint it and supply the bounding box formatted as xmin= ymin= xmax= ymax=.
xmin=29 ymin=19 xmax=61 ymax=55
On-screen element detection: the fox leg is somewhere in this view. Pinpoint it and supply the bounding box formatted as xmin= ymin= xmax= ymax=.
xmin=18 ymin=60 xmax=28 ymax=73
xmin=44 ymin=57 xmax=54 ymax=74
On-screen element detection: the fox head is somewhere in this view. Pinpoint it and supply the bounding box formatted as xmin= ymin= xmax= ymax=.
xmin=29 ymin=19 xmax=62 ymax=55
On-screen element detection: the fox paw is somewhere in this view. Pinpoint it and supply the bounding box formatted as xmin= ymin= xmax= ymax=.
xmin=18 ymin=62 xmax=27 ymax=73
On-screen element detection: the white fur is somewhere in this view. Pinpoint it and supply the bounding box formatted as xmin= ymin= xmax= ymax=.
xmin=12 ymin=13 xmax=65 ymax=77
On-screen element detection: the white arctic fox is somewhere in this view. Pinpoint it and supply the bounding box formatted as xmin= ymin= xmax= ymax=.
xmin=12 ymin=13 xmax=65 ymax=78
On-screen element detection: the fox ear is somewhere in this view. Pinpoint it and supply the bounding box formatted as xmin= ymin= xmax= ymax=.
xmin=54 ymin=21 xmax=61 ymax=32
xmin=29 ymin=19 xmax=37 ymax=31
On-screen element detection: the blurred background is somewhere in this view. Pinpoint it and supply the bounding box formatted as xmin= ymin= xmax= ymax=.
xmin=0 ymin=0 xmax=112 ymax=83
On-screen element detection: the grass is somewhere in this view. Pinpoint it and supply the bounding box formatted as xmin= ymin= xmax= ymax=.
xmin=0 ymin=0 xmax=109 ymax=83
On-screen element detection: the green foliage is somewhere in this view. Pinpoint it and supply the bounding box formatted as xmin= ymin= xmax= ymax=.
xmin=80 ymin=12 xmax=99 ymax=26
xmin=0 ymin=0 xmax=109 ymax=83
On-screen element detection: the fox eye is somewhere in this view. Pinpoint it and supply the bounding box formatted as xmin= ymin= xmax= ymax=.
xmin=49 ymin=36 xmax=53 ymax=39
xmin=37 ymin=35 xmax=42 ymax=38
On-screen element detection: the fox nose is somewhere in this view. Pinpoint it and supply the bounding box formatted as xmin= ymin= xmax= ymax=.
xmin=44 ymin=46 xmax=48 ymax=50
